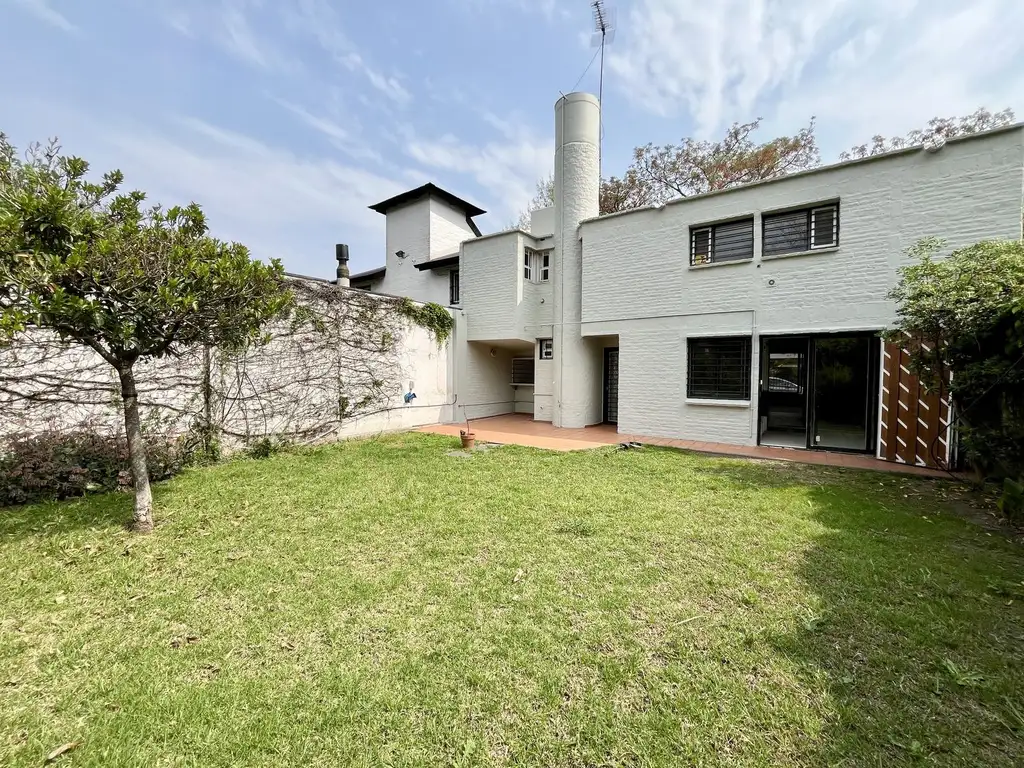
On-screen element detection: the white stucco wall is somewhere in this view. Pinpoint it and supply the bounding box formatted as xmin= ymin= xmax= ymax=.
xmin=553 ymin=92 xmax=602 ymax=428
xmin=534 ymin=354 xmax=554 ymax=422
xmin=2 ymin=287 xmax=455 ymax=445
xmin=461 ymin=231 xmax=553 ymax=344
xmin=580 ymin=126 xmax=1024 ymax=444
xmin=371 ymin=197 xmax=462 ymax=306
xmin=429 ymin=198 xmax=477 ymax=259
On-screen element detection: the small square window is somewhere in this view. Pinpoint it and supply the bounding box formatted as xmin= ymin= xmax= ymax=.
xmin=539 ymin=338 xmax=553 ymax=360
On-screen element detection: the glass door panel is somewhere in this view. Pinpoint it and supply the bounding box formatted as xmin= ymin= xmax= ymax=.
xmin=759 ymin=338 xmax=808 ymax=448
xmin=811 ymin=337 xmax=871 ymax=451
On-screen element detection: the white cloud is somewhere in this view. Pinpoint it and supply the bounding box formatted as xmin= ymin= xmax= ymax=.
xmin=341 ymin=53 xmax=412 ymax=106
xmin=110 ymin=116 xmax=407 ymax=273
xmin=11 ymin=0 xmax=77 ymax=32
xmin=158 ymin=0 xmax=298 ymax=72
xmin=274 ymin=98 xmax=384 ymax=163
xmin=403 ymin=114 xmax=551 ymax=220
xmin=608 ymin=0 xmax=1024 ymax=151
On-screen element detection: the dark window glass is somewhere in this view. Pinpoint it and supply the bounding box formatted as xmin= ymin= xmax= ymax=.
xmin=686 ymin=337 xmax=752 ymax=400
xmin=512 ymin=357 xmax=535 ymax=385
xmin=690 ymin=219 xmax=754 ymax=265
xmin=763 ymin=203 xmax=839 ymax=256
xmin=449 ymin=269 xmax=460 ymax=305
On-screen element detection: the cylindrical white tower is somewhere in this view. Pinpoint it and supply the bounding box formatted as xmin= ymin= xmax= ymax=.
xmin=552 ymin=92 xmax=601 ymax=428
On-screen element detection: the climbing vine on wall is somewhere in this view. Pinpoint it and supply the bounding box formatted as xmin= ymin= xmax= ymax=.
xmin=396 ymin=298 xmax=454 ymax=345
xmin=0 ymin=280 xmax=454 ymax=450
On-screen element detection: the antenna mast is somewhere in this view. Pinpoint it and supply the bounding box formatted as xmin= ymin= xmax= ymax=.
xmin=590 ymin=0 xmax=615 ymax=179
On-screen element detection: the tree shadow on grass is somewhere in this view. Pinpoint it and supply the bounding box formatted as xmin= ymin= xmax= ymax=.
xmin=0 ymin=489 xmax=136 ymax=543
xmin=692 ymin=456 xmax=1024 ymax=766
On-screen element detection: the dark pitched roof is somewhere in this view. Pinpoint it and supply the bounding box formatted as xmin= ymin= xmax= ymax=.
xmin=349 ymin=266 xmax=386 ymax=281
xmin=414 ymin=253 xmax=459 ymax=271
xmin=369 ymin=183 xmax=486 ymax=217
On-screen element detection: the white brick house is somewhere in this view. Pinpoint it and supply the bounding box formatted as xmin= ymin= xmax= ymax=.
xmin=346 ymin=92 xmax=1024 ymax=467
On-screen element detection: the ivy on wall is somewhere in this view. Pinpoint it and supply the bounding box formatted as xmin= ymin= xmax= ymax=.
xmin=396 ymin=298 xmax=454 ymax=345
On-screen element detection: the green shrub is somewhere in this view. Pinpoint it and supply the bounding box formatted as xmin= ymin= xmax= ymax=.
xmin=245 ymin=437 xmax=288 ymax=460
xmin=0 ymin=430 xmax=186 ymax=507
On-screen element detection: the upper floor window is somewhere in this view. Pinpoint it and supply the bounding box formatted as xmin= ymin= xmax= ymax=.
xmin=686 ymin=336 xmax=752 ymax=401
xmin=524 ymin=247 xmax=552 ymax=283
xmin=690 ymin=218 xmax=754 ymax=266
xmin=449 ymin=268 xmax=460 ymax=305
xmin=538 ymin=338 xmax=553 ymax=360
xmin=763 ymin=203 xmax=839 ymax=257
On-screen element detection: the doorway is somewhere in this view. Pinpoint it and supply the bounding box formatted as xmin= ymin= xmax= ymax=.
xmin=758 ymin=333 xmax=878 ymax=453
xmin=759 ymin=338 xmax=809 ymax=448
xmin=603 ymin=347 xmax=619 ymax=425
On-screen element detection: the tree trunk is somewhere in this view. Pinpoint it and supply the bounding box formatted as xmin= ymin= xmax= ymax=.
xmin=118 ymin=365 xmax=154 ymax=533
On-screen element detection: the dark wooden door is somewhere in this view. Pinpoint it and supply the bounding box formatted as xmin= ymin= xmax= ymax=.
xmin=604 ymin=348 xmax=619 ymax=424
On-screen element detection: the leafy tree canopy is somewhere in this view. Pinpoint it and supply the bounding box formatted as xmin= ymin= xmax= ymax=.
xmin=0 ymin=135 xmax=291 ymax=531
xmin=886 ymin=238 xmax=1024 ymax=483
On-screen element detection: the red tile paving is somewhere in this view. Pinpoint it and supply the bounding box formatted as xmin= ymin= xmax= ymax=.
xmin=418 ymin=414 xmax=950 ymax=478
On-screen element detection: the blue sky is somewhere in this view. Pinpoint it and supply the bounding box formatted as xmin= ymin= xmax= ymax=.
xmin=3 ymin=0 xmax=1023 ymax=277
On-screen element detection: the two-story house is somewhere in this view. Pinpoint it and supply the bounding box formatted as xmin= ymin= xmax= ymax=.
xmin=346 ymin=92 xmax=1024 ymax=469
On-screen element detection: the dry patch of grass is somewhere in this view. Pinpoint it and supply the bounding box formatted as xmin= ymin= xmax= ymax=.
xmin=2 ymin=433 xmax=1023 ymax=766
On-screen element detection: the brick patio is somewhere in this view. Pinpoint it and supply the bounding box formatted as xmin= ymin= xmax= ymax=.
xmin=418 ymin=414 xmax=949 ymax=478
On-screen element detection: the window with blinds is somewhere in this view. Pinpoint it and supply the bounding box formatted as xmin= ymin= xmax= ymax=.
xmin=763 ymin=203 xmax=839 ymax=256
xmin=512 ymin=357 xmax=535 ymax=385
xmin=686 ymin=337 xmax=752 ymax=400
xmin=690 ymin=218 xmax=754 ymax=265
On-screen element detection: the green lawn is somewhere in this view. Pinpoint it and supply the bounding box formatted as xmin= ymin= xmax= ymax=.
xmin=2 ymin=434 xmax=1023 ymax=767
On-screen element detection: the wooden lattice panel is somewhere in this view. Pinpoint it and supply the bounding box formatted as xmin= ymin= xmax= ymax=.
xmin=880 ymin=343 xmax=951 ymax=468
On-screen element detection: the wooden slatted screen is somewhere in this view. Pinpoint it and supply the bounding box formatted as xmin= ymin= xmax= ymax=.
xmin=880 ymin=343 xmax=951 ymax=468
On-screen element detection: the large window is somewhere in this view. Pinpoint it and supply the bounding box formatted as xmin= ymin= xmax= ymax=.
xmin=763 ymin=203 xmax=839 ymax=257
xmin=690 ymin=218 xmax=754 ymax=266
xmin=449 ymin=269 xmax=460 ymax=305
xmin=686 ymin=337 xmax=752 ymax=401
xmin=512 ymin=357 xmax=535 ymax=385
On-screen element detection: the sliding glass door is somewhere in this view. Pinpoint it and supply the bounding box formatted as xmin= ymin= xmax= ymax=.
xmin=759 ymin=333 xmax=880 ymax=453
xmin=810 ymin=336 xmax=874 ymax=451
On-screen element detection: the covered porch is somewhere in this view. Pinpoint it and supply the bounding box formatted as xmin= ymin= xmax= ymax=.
xmin=419 ymin=414 xmax=949 ymax=477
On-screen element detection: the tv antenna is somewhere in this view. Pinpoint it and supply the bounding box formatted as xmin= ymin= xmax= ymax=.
xmin=590 ymin=0 xmax=615 ymax=177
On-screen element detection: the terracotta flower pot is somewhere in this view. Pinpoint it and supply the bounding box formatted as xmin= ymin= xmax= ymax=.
xmin=460 ymin=431 xmax=476 ymax=450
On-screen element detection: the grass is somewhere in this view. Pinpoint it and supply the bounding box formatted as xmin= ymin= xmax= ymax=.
xmin=2 ymin=433 xmax=1023 ymax=767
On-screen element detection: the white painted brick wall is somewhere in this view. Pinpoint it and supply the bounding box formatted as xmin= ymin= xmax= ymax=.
xmin=429 ymin=198 xmax=477 ymax=259
xmin=462 ymin=231 xmax=552 ymax=343
xmin=582 ymin=127 xmax=1024 ymax=444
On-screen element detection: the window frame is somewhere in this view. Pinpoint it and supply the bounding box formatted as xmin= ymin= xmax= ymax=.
xmin=762 ymin=202 xmax=839 ymax=257
xmin=512 ymin=356 xmax=536 ymax=386
xmin=685 ymin=336 xmax=753 ymax=402
xmin=540 ymin=251 xmax=551 ymax=282
xmin=689 ymin=217 xmax=755 ymax=266
xmin=448 ymin=268 xmax=460 ymax=305
xmin=523 ymin=247 xmax=533 ymax=281
xmin=809 ymin=204 xmax=839 ymax=249
xmin=538 ymin=338 xmax=553 ymax=360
